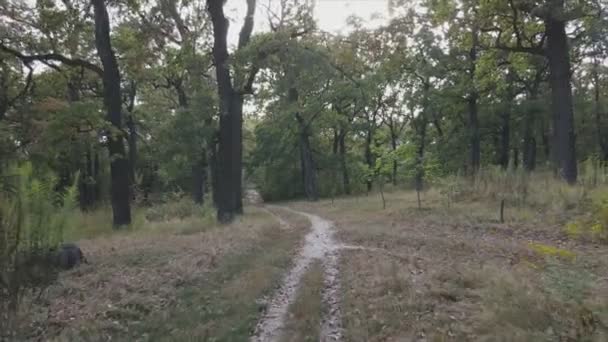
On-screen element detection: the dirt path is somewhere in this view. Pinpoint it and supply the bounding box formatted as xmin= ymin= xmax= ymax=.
xmin=251 ymin=206 xmax=343 ymax=342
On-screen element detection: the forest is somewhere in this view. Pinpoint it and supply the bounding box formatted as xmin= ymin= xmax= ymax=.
xmin=1 ymin=0 xmax=608 ymax=341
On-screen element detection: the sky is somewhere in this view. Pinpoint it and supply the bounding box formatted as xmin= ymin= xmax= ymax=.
xmin=225 ymin=0 xmax=391 ymax=45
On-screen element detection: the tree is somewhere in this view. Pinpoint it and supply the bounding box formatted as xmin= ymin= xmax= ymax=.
xmin=482 ymin=0 xmax=604 ymax=182
xmin=91 ymin=0 xmax=131 ymax=226
xmin=207 ymin=0 xmax=257 ymax=222
xmin=426 ymin=0 xmax=485 ymax=174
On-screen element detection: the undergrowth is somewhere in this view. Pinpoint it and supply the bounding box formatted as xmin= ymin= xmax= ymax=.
xmin=0 ymin=163 xmax=78 ymax=338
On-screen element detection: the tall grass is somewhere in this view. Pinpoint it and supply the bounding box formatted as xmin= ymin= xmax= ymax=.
xmin=436 ymin=162 xmax=608 ymax=211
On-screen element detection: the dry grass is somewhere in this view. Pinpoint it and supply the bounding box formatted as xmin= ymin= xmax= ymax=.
xmin=291 ymin=179 xmax=608 ymax=341
xmin=14 ymin=205 xmax=310 ymax=341
xmin=279 ymin=261 xmax=324 ymax=342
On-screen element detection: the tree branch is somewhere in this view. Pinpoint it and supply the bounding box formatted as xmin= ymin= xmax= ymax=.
xmin=238 ymin=0 xmax=256 ymax=49
xmin=0 ymin=42 xmax=103 ymax=76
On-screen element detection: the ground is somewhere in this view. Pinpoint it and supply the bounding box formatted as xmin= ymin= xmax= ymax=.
xmin=12 ymin=187 xmax=608 ymax=341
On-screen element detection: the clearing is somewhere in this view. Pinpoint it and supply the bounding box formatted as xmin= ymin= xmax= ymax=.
xmin=13 ymin=189 xmax=608 ymax=341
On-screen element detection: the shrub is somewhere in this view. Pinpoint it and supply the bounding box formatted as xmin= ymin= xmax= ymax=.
xmin=0 ymin=163 xmax=77 ymax=337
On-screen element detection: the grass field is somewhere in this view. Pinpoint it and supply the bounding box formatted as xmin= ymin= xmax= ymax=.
xmin=15 ymin=206 xmax=310 ymax=341
xmin=291 ymin=184 xmax=608 ymax=341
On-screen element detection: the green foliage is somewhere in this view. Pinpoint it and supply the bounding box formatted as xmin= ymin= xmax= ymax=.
xmin=0 ymin=163 xmax=77 ymax=335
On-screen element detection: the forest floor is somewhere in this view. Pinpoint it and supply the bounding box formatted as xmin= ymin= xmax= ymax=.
xmin=13 ymin=189 xmax=608 ymax=341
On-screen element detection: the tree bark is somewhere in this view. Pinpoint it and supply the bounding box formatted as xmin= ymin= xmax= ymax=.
xmin=546 ymin=13 xmax=577 ymax=183
xmin=92 ymin=0 xmax=131 ymax=227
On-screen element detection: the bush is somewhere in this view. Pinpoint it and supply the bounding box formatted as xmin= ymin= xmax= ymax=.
xmin=0 ymin=163 xmax=77 ymax=337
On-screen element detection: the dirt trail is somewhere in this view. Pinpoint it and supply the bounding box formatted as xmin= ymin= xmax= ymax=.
xmin=251 ymin=206 xmax=343 ymax=342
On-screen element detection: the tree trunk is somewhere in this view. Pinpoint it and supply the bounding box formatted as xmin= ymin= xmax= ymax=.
xmin=523 ymin=130 xmax=537 ymax=171
xmin=297 ymin=119 xmax=318 ymax=201
xmin=208 ymin=0 xmax=255 ymax=222
xmin=0 ymin=59 xmax=9 ymax=121
xmin=541 ymin=117 xmax=551 ymax=161
xmin=365 ymin=128 xmax=373 ymax=192
xmin=546 ymin=15 xmax=577 ymax=183
xmin=593 ymin=61 xmax=608 ymax=162
xmin=332 ymin=128 xmax=339 ymax=155
xmin=217 ymin=95 xmax=244 ymax=220
xmin=291 ymin=88 xmax=318 ymax=201
xmin=125 ymin=80 xmax=137 ymax=198
xmin=468 ymin=94 xmax=481 ymax=173
xmin=523 ymin=91 xmax=538 ymax=171
xmin=468 ymin=27 xmax=481 ymax=174
xmin=499 ymin=110 xmax=510 ymax=169
xmin=126 ymin=114 xmax=137 ymax=197
xmin=415 ymin=82 xmax=430 ymax=193
xmin=92 ymin=0 xmax=131 ymax=227
xmin=191 ymin=156 xmax=205 ymax=205
xmin=499 ymin=71 xmax=515 ymax=169
xmin=209 ymin=139 xmax=220 ymax=207
xmin=338 ymin=129 xmax=350 ymax=195
xmin=415 ymin=119 xmax=427 ymax=193
xmin=390 ymin=130 xmax=398 ymax=186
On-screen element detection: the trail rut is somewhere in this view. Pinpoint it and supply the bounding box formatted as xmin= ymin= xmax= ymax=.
xmin=251 ymin=206 xmax=343 ymax=342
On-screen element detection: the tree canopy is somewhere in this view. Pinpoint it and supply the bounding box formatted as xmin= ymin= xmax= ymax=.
xmin=1 ymin=0 xmax=607 ymax=223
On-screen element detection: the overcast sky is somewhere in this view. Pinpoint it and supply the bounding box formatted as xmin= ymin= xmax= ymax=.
xmin=225 ymin=0 xmax=390 ymax=45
